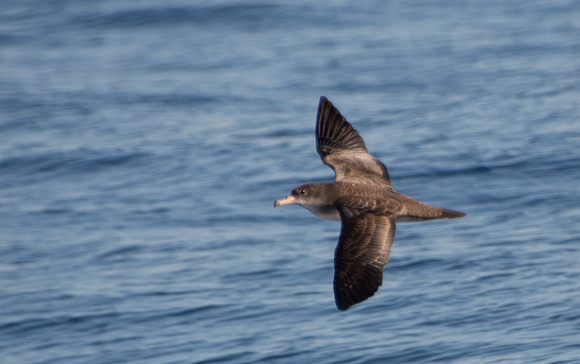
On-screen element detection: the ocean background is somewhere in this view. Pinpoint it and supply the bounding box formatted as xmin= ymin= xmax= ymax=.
xmin=1 ymin=1 xmax=579 ymax=362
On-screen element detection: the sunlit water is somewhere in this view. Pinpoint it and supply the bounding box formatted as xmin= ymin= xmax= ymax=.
xmin=1 ymin=1 xmax=579 ymax=362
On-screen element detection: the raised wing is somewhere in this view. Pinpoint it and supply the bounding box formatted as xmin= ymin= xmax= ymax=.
xmin=333 ymin=208 xmax=396 ymax=311
xmin=316 ymin=96 xmax=391 ymax=186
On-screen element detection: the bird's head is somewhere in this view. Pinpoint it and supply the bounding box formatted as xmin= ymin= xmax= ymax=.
xmin=274 ymin=183 xmax=327 ymax=207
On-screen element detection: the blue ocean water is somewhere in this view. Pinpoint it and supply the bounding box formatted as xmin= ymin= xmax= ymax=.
xmin=1 ymin=0 xmax=579 ymax=362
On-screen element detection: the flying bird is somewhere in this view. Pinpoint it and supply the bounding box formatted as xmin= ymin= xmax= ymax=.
xmin=275 ymin=96 xmax=466 ymax=311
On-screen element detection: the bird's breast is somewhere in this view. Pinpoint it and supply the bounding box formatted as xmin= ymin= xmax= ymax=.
xmin=303 ymin=204 xmax=341 ymax=221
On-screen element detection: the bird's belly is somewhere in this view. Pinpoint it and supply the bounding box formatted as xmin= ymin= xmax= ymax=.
xmin=303 ymin=204 xmax=341 ymax=221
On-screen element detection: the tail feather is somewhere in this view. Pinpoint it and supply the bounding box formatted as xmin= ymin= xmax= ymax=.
xmin=438 ymin=208 xmax=466 ymax=219
xmin=396 ymin=198 xmax=466 ymax=222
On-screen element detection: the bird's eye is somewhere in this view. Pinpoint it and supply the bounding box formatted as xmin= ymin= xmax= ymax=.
xmin=299 ymin=189 xmax=306 ymax=195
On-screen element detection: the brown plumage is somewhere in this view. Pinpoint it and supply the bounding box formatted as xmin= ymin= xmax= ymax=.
xmin=275 ymin=96 xmax=466 ymax=311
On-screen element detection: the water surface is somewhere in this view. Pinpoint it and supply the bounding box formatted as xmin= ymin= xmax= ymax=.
xmin=1 ymin=1 xmax=579 ymax=362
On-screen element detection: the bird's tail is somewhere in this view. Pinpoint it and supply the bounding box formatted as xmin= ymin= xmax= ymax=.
xmin=395 ymin=197 xmax=466 ymax=222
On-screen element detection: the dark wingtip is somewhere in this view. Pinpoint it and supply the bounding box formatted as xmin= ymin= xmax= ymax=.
xmin=334 ymin=293 xmax=353 ymax=311
xmin=318 ymin=96 xmax=328 ymax=110
xmin=334 ymin=270 xmax=383 ymax=312
xmin=316 ymin=96 xmax=332 ymax=131
xmin=316 ymin=96 xmax=367 ymax=158
xmin=334 ymin=288 xmax=378 ymax=312
xmin=335 ymin=303 xmax=350 ymax=311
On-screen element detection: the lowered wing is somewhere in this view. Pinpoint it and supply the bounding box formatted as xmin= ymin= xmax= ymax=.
xmin=333 ymin=208 xmax=396 ymax=311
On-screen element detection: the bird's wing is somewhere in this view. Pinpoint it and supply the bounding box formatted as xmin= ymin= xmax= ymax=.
xmin=316 ymin=96 xmax=391 ymax=187
xmin=334 ymin=208 xmax=396 ymax=311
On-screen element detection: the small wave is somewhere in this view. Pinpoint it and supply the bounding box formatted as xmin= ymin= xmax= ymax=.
xmin=112 ymin=93 xmax=219 ymax=107
xmin=392 ymin=257 xmax=446 ymax=272
xmin=396 ymin=165 xmax=492 ymax=180
xmin=73 ymin=4 xmax=281 ymax=29
xmin=1 ymin=312 xmax=120 ymax=335
xmin=0 ymin=33 xmax=24 ymax=46
xmin=0 ymin=149 xmax=153 ymax=178
xmin=95 ymin=245 xmax=143 ymax=260
xmin=166 ymin=305 xmax=221 ymax=318
xmin=233 ymin=128 xmax=311 ymax=139
xmin=397 ymin=154 xmax=580 ymax=181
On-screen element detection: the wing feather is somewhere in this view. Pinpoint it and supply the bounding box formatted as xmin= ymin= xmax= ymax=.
xmin=333 ymin=209 xmax=396 ymax=311
xmin=316 ymin=96 xmax=391 ymax=186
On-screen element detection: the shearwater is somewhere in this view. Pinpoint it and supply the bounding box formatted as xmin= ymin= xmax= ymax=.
xmin=275 ymin=96 xmax=466 ymax=311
